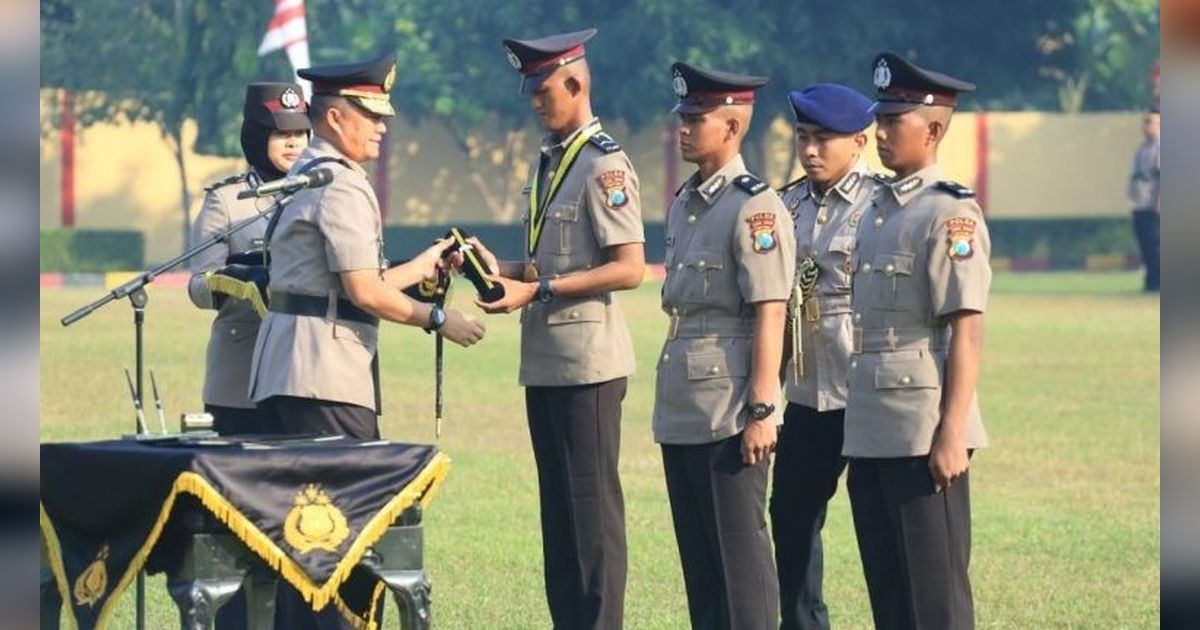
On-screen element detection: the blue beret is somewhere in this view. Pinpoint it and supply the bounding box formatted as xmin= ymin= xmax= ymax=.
xmin=787 ymin=83 xmax=874 ymax=134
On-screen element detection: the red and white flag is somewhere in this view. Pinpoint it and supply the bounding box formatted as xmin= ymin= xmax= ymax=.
xmin=258 ymin=0 xmax=312 ymax=99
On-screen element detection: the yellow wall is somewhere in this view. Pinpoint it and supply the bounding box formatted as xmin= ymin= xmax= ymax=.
xmin=40 ymin=90 xmax=1144 ymax=262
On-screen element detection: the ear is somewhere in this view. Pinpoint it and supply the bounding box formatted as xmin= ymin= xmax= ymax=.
xmin=325 ymin=105 xmax=345 ymax=137
xmin=726 ymin=115 xmax=742 ymax=141
xmin=853 ymin=132 xmax=868 ymax=151
xmin=926 ymin=118 xmax=945 ymax=146
xmin=564 ymin=76 xmax=582 ymax=97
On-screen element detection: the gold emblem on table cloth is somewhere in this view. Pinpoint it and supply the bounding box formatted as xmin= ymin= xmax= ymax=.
xmin=73 ymin=543 xmax=109 ymax=607
xmin=284 ymin=484 xmax=350 ymax=554
xmin=797 ymin=257 xmax=820 ymax=322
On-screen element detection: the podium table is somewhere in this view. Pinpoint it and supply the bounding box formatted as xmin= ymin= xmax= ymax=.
xmin=40 ymin=437 xmax=450 ymax=630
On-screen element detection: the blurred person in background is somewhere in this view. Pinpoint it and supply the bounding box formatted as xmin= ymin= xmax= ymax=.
xmin=1129 ymin=101 xmax=1160 ymax=293
xmin=188 ymin=82 xmax=310 ymax=436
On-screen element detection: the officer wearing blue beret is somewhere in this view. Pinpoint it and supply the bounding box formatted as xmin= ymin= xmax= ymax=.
xmin=771 ymin=83 xmax=879 ymax=630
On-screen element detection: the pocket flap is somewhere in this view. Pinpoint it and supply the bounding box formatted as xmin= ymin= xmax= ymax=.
xmin=549 ymin=201 xmax=580 ymax=222
xmin=686 ymin=349 xmax=749 ymax=380
xmin=874 ymin=357 xmax=939 ymax=389
xmin=828 ymin=235 xmax=856 ymax=254
xmin=873 ymin=252 xmax=915 ymax=276
xmin=545 ymin=296 xmax=605 ymax=325
xmin=215 ymin=321 xmax=258 ymax=343
xmin=682 ymin=249 xmax=724 ymax=270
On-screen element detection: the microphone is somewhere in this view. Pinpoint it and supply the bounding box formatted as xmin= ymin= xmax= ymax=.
xmin=237 ymin=168 xmax=334 ymax=199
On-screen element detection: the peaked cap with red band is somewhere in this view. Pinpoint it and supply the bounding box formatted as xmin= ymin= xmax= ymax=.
xmin=242 ymin=82 xmax=311 ymax=132
xmin=868 ymin=52 xmax=975 ymax=115
xmin=670 ymin=62 xmax=769 ymax=114
xmin=503 ymin=28 xmax=597 ymax=94
xmin=299 ymin=53 xmax=397 ymax=117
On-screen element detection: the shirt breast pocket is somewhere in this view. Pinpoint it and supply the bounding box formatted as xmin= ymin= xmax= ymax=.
xmin=680 ymin=249 xmax=726 ymax=305
xmin=825 ymin=235 xmax=856 ymax=292
xmin=873 ymin=251 xmax=916 ymax=309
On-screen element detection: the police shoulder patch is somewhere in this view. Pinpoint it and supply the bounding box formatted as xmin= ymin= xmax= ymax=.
xmin=733 ymin=174 xmax=768 ymax=196
xmin=777 ymin=175 xmax=807 ymax=194
xmin=204 ymin=172 xmax=249 ymax=194
xmin=588 ymin=132 xmax=622 ymax=154
xmin=934 ymin=180 xmax=976 ymax=198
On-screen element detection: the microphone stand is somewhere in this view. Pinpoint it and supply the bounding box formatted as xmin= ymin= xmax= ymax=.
xmin=58 ymin=190 xmax=295 ymax=630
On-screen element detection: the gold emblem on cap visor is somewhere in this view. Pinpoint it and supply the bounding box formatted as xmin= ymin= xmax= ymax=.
xmin=506 ymin=47 xmax=522 ymax=70
xmin=874 ymin=59 xmax=892 ymax=90
xmin=383 ymin=65 xmax=396 ymax=92
xmin=284 ymin=484 xmax=350 ymax=554
xmin=280 ymin=87 xmax=301 ymax=109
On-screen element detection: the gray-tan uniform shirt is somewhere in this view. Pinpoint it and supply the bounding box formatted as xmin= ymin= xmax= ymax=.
xmin=781 ymin=160 xmax=879 ymax=412
xmin=843 ymin=164 xmax=991 ymax=458
xmin=519 ymin=120 xmax=646 ymax=387
xmin=653 ymin=155 xmax=796 ymax=445
xmin=187 ymin=173 xmax=271 ymax=409
xmin=249 ymin=137 xmax=384 ymax=411
xmin=1128 ymin=136 xmax=1160 ymax=212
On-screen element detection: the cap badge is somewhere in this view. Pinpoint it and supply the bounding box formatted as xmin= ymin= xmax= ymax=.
xmin=505 ymin=47 xmax=522 ymax=70
xmin=873 ymin=59 xmax=892 ymax=90
xmin=383 ymin=65 xmax=396 ymax=92
xmin=279 ymin=87 xmax=301 ymax=109
xmin=672 ymin=70 xmax=688 ymax=97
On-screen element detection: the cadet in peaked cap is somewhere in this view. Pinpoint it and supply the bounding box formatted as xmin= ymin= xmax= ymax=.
xmin=299 ymin=53 xmax=397 ymax=117
xmin=465 ymin=26 xmax=646 ymax=629
xmin=503 ymin=28 xmax=596 ymax=94
xmin=670 ymin=61 xmax=769 ymax=114
xmin=771 ymin=80 xmax=880 ymax=630
xmin=846 ymin=52 xmax=990 ymax=629
xmin=655 ymin=59 xmax=793 ymax=629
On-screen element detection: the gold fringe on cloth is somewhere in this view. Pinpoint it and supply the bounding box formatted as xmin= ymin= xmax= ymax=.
xmin=40 ymin=452 xmax=451 ymax=630
xmin=206 ymin=272 xmax=268 ymax=318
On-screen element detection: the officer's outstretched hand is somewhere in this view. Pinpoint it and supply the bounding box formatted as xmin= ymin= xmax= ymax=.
xmin=928 ymin=431 xmax=969 ymax=492
xmin=440 ymin=308 xmax=486 ymax=347
xmin=474 ymin=275 xmax=535 ymax=314
xmin=414 ymin=238 xmax=455 ymax=282
xmin=741 ymin=418 xmax=777 ymax=466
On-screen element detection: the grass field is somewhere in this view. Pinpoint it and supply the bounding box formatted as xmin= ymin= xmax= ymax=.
xmin=40 ymin=272 xmax=1160 ymax=628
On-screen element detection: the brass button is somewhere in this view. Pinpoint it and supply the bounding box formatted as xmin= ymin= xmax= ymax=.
xmin=810 ymin=249 xmax=819 ymax=258
xmin=816 ymin=214 xmax=828 ymax=224
xmin=687 ymin=214 xmax=697 ymax=224
xmin=229 ymin=328 xmax=238 ymax=336
xmin=709 ymin=365 xmax=721 ymax=375
xmin=569 ymin=311 xmax=580 ymax=320
xmin=672 ymin=307 xmax=680 ymax=315
xmin=662 ymin=354 xmax=670 ymax=363
xmin=873 ymin=216 xmax=885 ymax=227
xmin=553 ymin=212 xmax=561 ymax=219
xmin=884 ymin=263 xmax=895 ymax=274
xmin=850 ymin=360 xmax=858 ymax=370
xmin=853 ymin=313 xmax=862 ymax=322
xmin=676 ymin=263 xmax=684 ymax=271
xmin=861 ymin=263 xmax=873 ymax=273
xmin=698 ymin=260 xmax=707 ymax=268
xmin=899 ymin=375 xmax=912 ymax=385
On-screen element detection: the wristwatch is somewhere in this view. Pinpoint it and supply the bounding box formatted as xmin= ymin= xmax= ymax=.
xmin=424 ymin=305 xmax=447 ymax=333
xmin=536 ymin=277 xmax=555 ymax=304
xmin=746 ymin=402 xmax=775 ymax=422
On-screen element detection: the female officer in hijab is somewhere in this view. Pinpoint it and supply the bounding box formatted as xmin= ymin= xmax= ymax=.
xmin=187 ymin=82 xmax=311 ymax=435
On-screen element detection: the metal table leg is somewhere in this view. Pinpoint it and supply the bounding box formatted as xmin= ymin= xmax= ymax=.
xmin=359 ymin=508 xmax=431 ymax=630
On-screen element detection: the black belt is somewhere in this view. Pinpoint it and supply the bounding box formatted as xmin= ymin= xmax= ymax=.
xmin=268 ymin=291 xmax=379 ymax=325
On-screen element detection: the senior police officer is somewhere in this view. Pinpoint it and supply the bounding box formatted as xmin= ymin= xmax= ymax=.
xmin=771 ymin=83 xmax=879 ymax=630
xmin=655 ymin=62 xmax=795 ymax=629
xmin=465 ymin=28 xmax=645 ymax=629
xmin=249 ymin=53 xmax=485 ymax=440
xmin=188 ymin=82 xmax=310 ymax=436
xmin=844 ymin=52 xmax=990 ymax=630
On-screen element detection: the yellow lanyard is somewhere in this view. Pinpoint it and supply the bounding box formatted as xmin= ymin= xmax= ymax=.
xmin=527 ymin=122 xmax=602 ymax=257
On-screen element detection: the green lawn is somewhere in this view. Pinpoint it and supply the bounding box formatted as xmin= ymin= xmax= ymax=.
xmin=40 ymin=271 xmax=1160 ymax=628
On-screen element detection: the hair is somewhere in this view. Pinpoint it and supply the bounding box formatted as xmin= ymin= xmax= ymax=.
xmin=724 ymin=104 xmax=754 ymax=142
xmin=308 ymin=94 xmax=352 ymax=127
xmin=918 ymin=105 xmax=954 ymax=143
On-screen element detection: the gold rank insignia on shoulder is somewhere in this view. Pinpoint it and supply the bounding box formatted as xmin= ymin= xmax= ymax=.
xmin=283 ymin=484 xmax=350 ymax=554
xmin=746 ymin=212 xmax=777 ymax=253
xmin=74 ymin=543 xmax=110 ymax=607
xmin=946 ymin=217 xmax=977 ymax=260
xmin=597 ymin=170 xmax=628 ymax=209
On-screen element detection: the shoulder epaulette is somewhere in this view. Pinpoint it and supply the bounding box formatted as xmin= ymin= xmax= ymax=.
xmin=869 ymin=173 xmax=893 ymax=185
xmin=933 ymin=180 xmax=976 ymax=199
xmin=588 ymin=132 xmax=622 ymax=154
xmin=733 ymin=174 xmax=769 ymax=196
xmin=204 ymin=172 xmax=249 ymax=194
xmin=777 ymin=176 xmax=807 ymax=194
